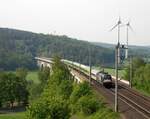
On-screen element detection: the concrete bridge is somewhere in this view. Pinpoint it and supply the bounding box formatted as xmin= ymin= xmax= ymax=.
xmin=35 ymin=57 xmax=53 ymax=69
xmin=35 ymin=57 xmax=82 ymax=83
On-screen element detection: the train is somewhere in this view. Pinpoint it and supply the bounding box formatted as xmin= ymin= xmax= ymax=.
xmin=63 ymin=60 xmax=113 ymax=87
xmin=94 ymin=70 xmax=112 ymax=87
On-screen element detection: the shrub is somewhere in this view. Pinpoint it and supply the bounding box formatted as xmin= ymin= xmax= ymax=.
xmin=76 ymin=95 xmax=100 ymax=115
xmin=26 ymin=96 xmax=70 ymax=119
xmin=70 ymin=82 xmax=92 ymax=104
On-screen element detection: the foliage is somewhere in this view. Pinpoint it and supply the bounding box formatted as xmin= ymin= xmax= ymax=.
xmin=27 ymin=57 xmax=119 ymax=119
xmin=70 ymin=82 xmax=119 ymax=118
xmin=0 ymin=72 xmax=29 ymax=107
xmin=38 ymin=67 xmax=50 ymax=84
xmin=76 ymin=95 xmax=100 ymax=115
xmin=0 ymin=28 xmax=115 ymax=70
xmin=124 ymin=57 xmax=146 ymax=80
xmin=27 ymin=82 xmax=43 ymax=102
xmin=70 ymin=82 xmax=92 ymax=104
xmin=133 ymin=64 xmax=150 ymax=95
xmin=27 ymin=68 xmax=50 ymax=102
xmin=70 ymin=82 xmax=101 ymax=115
xmin=58 ymin=80 xmax=73 ymax=99
xmin=124 ymin=57 xmax=150 ymax=95
xmin=16 ymin=68 xmax=28 ymax=80
xmin=26 ymin=57 xmax=72 ymax=119
xmin=91 ymin=108 xmax=119 ymax=119
xmin=27 ymin=96 xmax=70 ymax=119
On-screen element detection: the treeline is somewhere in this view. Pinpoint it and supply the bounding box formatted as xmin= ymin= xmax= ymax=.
xmin=0 ymin=68 xmax=29 ymax=108
xmin=0 ymin=28 xmax=115 ymax=70
xmin=92 ymin=42 xmax=150 ymax=59
xmin=124 ymin=57 xmax=150 ymax=95
xmin=27 ymin=57 xmax=119 ymax=119
xmin=0 ymin=66 xmax=50 ymax=109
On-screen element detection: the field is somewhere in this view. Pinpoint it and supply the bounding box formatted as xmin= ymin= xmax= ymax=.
xmin=0 ymin=112 xmax=25 ymax=119
xmin=93 ymin=67 xmax=125 ymax=78
xmin=26 ymin=71 xmax=39 ymax=84
xmin=104 ymin=68 xmax=125 ymax=78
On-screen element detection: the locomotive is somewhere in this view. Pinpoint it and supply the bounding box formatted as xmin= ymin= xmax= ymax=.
xmin=95 ymin=71 xmax=112 ymax=87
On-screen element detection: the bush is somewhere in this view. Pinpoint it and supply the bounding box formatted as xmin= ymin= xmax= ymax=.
xmin=70 ymin=82 xmax=92 ymax=104
xmin=26 ymin=96 xmax=70 ymax=119
xmin=28 ymin=82 xmax=44 ymax=102
xmin=91 ymin=108 xmax=119 ymax=119
xmin=123 ymin=57 xmax=150 ymax=95
xmin=27 ymin=57 xmax=72 ymax=119
xmin=38 ymin=67 xmax=50 ymax=84
xmin=76 ymin=95 xmax=100 ymax=115
xmin=58 ymin=80 xmax=73 ymax=99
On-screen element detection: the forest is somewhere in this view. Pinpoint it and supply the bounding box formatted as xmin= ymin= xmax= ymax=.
xmin=0 ymin=28 xmax=115 ymax=71
xmin=124 ymin=57 xmax=150 ymax=96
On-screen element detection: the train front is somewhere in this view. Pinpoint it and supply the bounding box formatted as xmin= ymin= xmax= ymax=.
xmin=103 ymin=74 xmax=112 ymax=88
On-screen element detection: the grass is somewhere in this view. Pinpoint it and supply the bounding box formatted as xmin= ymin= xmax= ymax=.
xmin=0 ymin=112 xmax=25 ymax=119
xmin=70 ymin=113 xmax=90 ymax=119
xmin=3 ymin=71 xmax=39 ymax=84
xmin=70 ymin=109 xmax=119 ymax=119
xmin=104 ymin=68 xmax=125 ymax=78
xmin=93 ymin=67 xmax=125 ymax=78
xmin=135 ymin=88 xmax=150 ymax=97
xmin=26 ymin=71 xmax=39 ymax=84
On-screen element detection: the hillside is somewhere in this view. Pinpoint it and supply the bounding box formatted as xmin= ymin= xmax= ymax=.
xmin=92 ymin=42 xmax=150 ymax=58
xmin=0 ymin=28 xmax=115 ymax=70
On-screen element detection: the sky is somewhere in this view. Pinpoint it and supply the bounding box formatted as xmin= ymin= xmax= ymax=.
xmin=0 ymin=0 xmax=150 ymax=46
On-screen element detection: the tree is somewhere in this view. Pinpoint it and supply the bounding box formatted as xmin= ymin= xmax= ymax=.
xmin=76 ymin=95 xmax=100 ymax=115
xmin=133 ymin=64 xmax=150 ymax=94
xmin=133 ymin=57 xmax=146 ymax=69
xmin=27 ymin=57 xmax=72 ymax=119
xmin=124 ymin=57 xmax=146 ymax=80
xmin=124 ymin=57 xmax=150 ymax=95
xmin=38 ymin=67 xmax=50 ymax=84
xmin=27 ymin=96 xmax=70 ymax=119
xmin=0 ymin=28 xmax=116 ymax=70
xmin=70 ymin=82 xmax=92 ymax=104
xmin=0 ymin=73 xmax=18 ymax=107
xmin=0 ymin=72 xmax=29 ymax=108
xmin=16 ymin=67 xmax=28 ymax=80
xmin=58 ymin=80 xmax=73 ymax=99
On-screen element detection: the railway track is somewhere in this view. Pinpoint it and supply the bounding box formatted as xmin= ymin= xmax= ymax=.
xmin=118 ymin=82 xmax=150 ymax=104
xmin=110 ymin=87 xmax=150 ymax=119
xmin=69 ymin=65 xmax=150 ymax=119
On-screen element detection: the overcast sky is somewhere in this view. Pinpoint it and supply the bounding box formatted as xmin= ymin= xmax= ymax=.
xmin=0 ymin=0 xmax=150 ymax=46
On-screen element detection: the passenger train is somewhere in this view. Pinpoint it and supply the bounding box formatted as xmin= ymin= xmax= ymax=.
xmin=64 ymin=60 xmax=113 ymax=88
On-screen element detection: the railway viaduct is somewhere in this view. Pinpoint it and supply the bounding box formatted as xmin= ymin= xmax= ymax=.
xmin=35 ymin=57 xmax=150 ymax=119
xmin=35 ymin=57 xmax=53 ymax=69
xmin=35 ymin=57 xmax=82 ymax=83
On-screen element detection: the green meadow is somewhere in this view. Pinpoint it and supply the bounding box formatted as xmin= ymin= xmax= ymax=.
xmin=0 ymin=112 xmax=25 ymax=119
xmin=93 ymin=67 xmax=125 ymax=78
xmin=26 ymin=71 xmax=39 ymax=84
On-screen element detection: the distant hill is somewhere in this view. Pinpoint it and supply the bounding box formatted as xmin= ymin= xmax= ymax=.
xmin=0 ymin=28 xmax=115 ymax=70
xmin=92 ymin=42 xmax=115 ymax=49
xmin=92 ymin=42 xmax=150 ymax=58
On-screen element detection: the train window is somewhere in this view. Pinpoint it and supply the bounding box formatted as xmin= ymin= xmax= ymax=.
xmin=104 ymin=75 xmax=111 ymax=80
